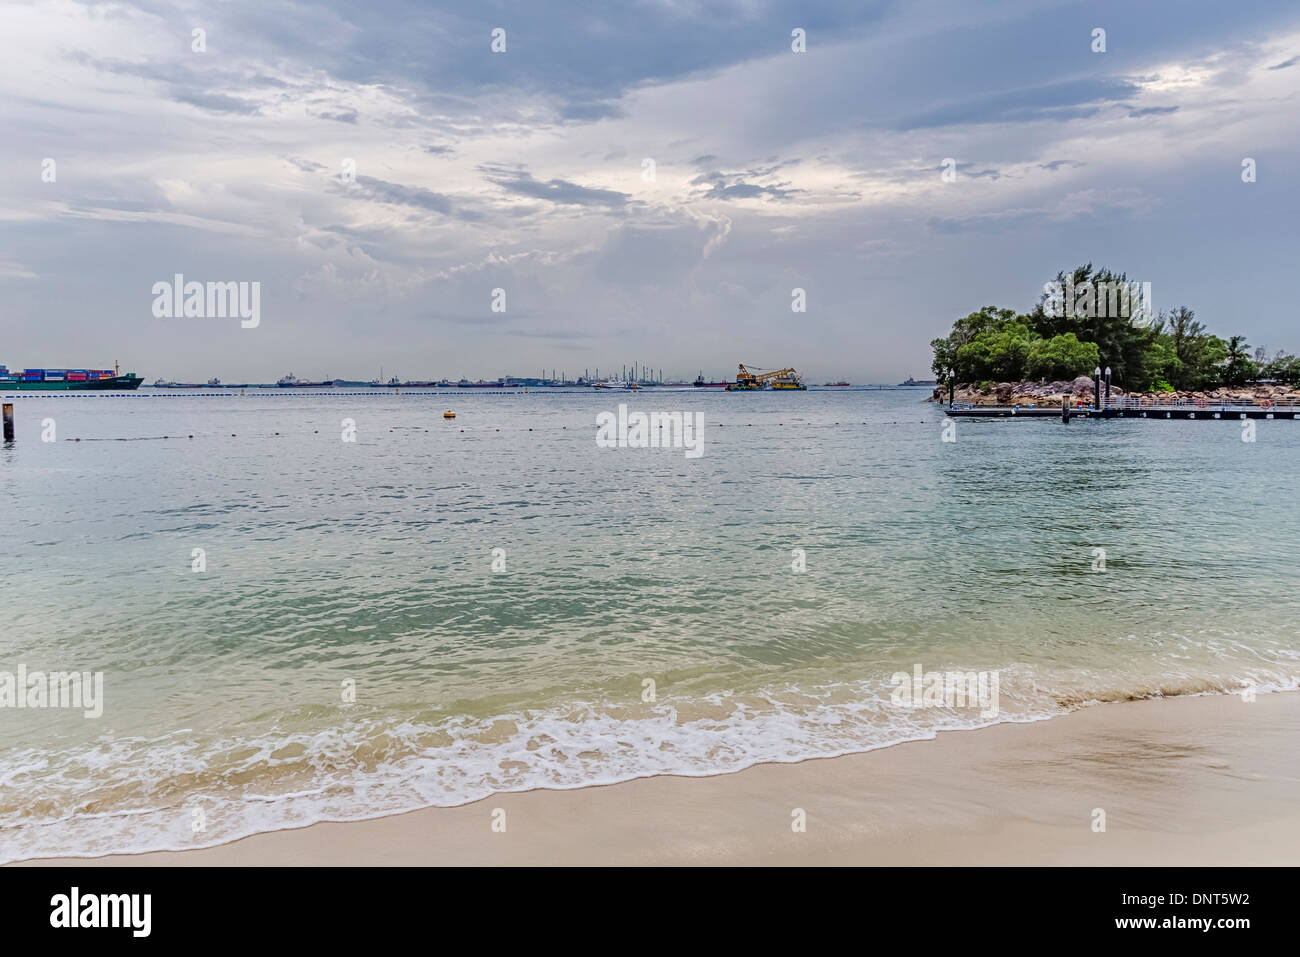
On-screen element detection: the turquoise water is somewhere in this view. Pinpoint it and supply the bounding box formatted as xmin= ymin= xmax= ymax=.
xmin=1 ymin=388 xmax=1297 ymax=861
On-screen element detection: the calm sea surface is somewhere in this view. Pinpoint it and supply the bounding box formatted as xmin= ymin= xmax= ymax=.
xmin=1 ymin=387 xmax=1297 ymax=861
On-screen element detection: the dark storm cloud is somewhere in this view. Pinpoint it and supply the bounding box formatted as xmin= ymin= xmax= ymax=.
xmin=86 ymin=0 xmax=893 ymax=113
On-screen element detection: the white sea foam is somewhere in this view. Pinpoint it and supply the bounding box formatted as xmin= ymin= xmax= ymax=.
xmin=1 ymin=664 xmax=1293 ymax=864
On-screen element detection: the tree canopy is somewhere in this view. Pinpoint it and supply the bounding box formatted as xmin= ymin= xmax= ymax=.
xmin=929 ymin=264 xmax=1294 ymax=391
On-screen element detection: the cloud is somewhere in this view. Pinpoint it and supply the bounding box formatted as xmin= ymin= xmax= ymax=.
xmin=894 ymin=78 xmax=1141 ymax=130
xmin=342 ymin=176 xmax=455 ymax=216
xmin=481 ymin=167 xmax=629 ymax=209
xmin=3 ymin=0 xmax=1300 ymax=383
xmin=0 ymin=260 xmax=38 ymax=280
xmin=1128 ymin=105 xmax=1179 ymax=118
xmin=690 ymin=163 xmax=802 ymax=200
xmin=172 ymin=91 xmax=261 ymax=115
xmin=557 ymin=100 xmax=626 ymax=122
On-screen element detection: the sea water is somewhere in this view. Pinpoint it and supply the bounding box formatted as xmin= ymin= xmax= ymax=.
xmin=1 ymin=388 xmax=1296 ymax=861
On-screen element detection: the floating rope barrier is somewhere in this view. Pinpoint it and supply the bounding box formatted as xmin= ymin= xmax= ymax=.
xmin=50 ymin=418 xmax=964 ymax=443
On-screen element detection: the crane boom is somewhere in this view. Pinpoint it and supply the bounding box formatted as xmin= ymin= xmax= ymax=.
xmin=738 ymin=364 xmax=795 ymax=382
xmin=730 ymin=363 xmax=805 ymax=390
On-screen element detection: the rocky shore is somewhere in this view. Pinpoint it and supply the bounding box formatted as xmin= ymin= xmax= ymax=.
xmin=929 ymin=375 xmax=1300 ymax=407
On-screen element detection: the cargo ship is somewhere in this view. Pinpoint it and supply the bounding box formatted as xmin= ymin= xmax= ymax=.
xmin=277 ymin=373 xmax=334 ymax=388
xmin=153 ymin=378 xmax=203 ymax=388
xmin=1 ymin=364 xmax=143 ymax=391
xmin=693 ymin=373 xmax=729 ymax=388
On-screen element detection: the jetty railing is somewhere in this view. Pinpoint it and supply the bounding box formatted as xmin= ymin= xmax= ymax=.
xmin=944 ymin=393 xmax=1300 ymax=418
xmin=1101 ymin=396 xmax=1300 ymax=412
xmin=951 ymin=396 xmax=1300 ymax=411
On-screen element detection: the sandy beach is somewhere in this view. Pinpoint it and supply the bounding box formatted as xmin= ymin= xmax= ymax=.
xmin=15 ymin=691 xmax=1298 ymax=867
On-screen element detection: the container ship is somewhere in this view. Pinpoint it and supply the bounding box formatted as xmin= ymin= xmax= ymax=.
xmin=1 ymin=364 xmax=143 ymax=391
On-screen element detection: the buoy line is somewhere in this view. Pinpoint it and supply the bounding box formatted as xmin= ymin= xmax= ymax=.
xmin=52 ymin=418 xmax=956 ymax=443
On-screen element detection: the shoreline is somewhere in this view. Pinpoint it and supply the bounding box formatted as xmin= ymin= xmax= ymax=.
xmin=13 ymin=690 xmax=1299 ymax=866
xmin=931 ymin=378 xmax=1300 ymax=408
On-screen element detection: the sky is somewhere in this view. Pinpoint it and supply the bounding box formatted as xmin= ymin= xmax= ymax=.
xmin=2 ymin=0 xmax=1298 ymax=383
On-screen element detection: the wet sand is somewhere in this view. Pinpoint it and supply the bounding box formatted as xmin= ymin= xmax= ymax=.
xmin=15 ymin=691 xmax=1300 ymax=866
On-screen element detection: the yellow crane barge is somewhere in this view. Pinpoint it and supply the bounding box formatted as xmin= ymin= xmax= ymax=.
xmin=725 ymin=364 xmax=807 ymax=391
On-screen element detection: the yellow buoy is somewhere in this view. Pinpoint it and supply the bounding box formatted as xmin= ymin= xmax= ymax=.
xmin=443 ymin=411 xmax=456 ymax=419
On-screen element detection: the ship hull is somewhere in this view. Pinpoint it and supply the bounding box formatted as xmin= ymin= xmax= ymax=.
xmin=4 ymin=375 xmax=144 ymax=391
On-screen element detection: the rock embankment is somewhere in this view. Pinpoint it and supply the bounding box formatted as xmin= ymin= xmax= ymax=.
xmin=929 ymin=376 xmax=1300 ymax=407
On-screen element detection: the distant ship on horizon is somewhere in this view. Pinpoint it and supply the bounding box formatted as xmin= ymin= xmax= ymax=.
xmin=277 ymin=373 xmax=334 ymax=388
xmin=693 ymin=373 xmax=729 ymax=388
xmin=3 ymin=364 xmax=143 ymax=391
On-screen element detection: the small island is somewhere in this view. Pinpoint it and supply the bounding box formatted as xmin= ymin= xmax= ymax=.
xmin=928 ymin=264 xmax=1300 ymax=407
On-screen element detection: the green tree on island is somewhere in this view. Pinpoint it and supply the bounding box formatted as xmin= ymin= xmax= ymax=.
xmin=930 ymin=264 xmax=1293 ymax=392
